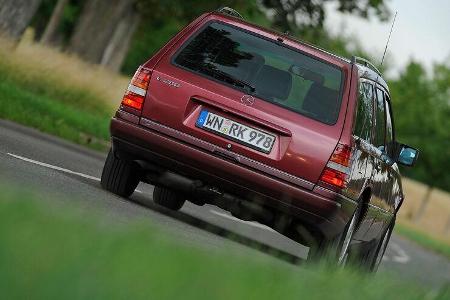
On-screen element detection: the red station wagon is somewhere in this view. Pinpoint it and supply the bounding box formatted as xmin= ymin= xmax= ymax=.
xmin=101 ymin=8 xmax=418 ymax=270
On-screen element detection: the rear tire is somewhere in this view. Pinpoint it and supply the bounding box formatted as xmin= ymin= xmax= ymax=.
xmin=101 ymin=149 xmax=139 ymax=197
xmin=352 ymin=218 xmax=395 ymax=272
xmin=309 ymin=204 xmax=362 ymax=266
xmin=370 ymin=218 xmax=395 ymax=272
xmin=337 ymin=205 xmax=362 ymax=266
xmin=153 ymin=186 xmax=186 ymax=211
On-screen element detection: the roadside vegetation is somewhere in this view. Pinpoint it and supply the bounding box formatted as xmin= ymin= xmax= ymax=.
xmin=395 ymin=224 xmax=450 ymax=260
xmin=0 ymin=36 xmax=128 ymax=150
xmin=1 ymin=184 xmax=449 ymax=300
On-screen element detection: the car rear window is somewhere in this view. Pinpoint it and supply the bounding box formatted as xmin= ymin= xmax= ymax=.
xmin=173 ymin=22 xmax=343 ymax=125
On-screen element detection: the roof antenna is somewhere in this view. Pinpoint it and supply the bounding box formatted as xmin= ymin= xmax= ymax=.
xmin=381 ymin=11 xmax=398 ymax=67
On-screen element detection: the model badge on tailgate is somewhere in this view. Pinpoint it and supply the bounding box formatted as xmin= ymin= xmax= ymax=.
xmin=156 ymin=76 xmax=181 ymax=88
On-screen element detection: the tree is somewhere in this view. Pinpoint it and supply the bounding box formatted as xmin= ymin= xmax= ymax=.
xmin=389 ymin=61 xmax=450 ymax=192
xmin=100 ymin=8 xmax=140 ymax=71
xmin=135 ymin=0 xmax=255 ymax=25
xmin=68 ymin=0 xmax=138 ymax=67
xmin=0 ymin=0 xmax=42 ymax=39
xmin=260 ymin=0 xmax=390 ymax=33
xmin=40 ymin=0 xmax=69 ymax=45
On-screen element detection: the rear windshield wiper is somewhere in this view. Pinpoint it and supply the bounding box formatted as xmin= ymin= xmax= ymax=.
xmin=200 ymin=65 xmax=256 ymax=93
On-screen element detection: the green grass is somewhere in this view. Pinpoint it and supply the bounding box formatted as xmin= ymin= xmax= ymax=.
xmin=0 ymin=38 xmax=128 ymax=151
xmin=395 ymin=224 xmax=450 ymax=260
xmin=0 ymin=78 xmax=110 ymax=151
xmin=1 ymin=184 xmax=449 ymax=300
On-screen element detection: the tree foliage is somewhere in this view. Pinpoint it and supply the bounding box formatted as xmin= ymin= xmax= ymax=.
xmin=389 ymin=61 xmax=450 ymax=190
xmin=136 ymin=0 xmax=259 ymax=24
xmin=260 ymin=0 xmax=390 ymax=33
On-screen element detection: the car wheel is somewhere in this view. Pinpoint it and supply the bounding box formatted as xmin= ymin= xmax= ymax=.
xmin=336 ymin=204 xmax=362 ymax=266
xmin=370 ymin=218 xmax=395 ymax=272
xmin=153 ymin=186 xmax=186 ymax=211
xmin=309 ymin=204 xmax=362 ymax=266
xmin=345 ymin=217 xmax=395 ymax=272
xmin=101 ymin=149 xmax=140 ymax=197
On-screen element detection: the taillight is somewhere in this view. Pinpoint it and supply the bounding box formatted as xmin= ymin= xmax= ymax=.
xmin=122 ymin=91 xmax=144 ymax=110
xmin=330 ymin=144 xmax=351 ymax=167
xmin=121 ymin=66 xmax=152 ymax=111
xmin=319 ymin=143 xmax=352 ymax=189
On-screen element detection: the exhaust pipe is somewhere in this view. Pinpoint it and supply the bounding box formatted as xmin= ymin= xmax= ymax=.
xmin=144 ymin=170 xmax=274 ymax=223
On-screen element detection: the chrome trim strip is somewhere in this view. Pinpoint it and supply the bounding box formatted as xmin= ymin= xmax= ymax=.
xmin=127 ymin=84 xmax=146 ymax=96
xmin=116 ymin=109 xmax=139 ymax=124
xmin=367 ymin=203 xmax=392 ymax=215
xmin=139 ymin=117 xmax=314 ymax=190
xmin=326 ymin=161 xmax=350 ymax=174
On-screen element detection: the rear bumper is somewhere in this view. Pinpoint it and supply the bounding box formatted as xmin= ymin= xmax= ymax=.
xmin=110 ymin=115 xmax=356 ymax=238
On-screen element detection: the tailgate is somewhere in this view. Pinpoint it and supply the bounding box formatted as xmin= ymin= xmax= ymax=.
xmin=141 ymin=67 xmax=346 ymax=187
xmin=140 ymin=18 xmax=350 ymax=188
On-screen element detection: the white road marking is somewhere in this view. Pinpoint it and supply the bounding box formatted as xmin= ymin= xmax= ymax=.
xmin=375 ymin=243 xmax=410 ymax=264
xmin=389 ymin=242 xmax=411 ymax=264
xmin=8 ymin=153 xmax=101 ymax=181
xmin=210 ymin=209 xmax=276 ymax=233
xmin=6 ymin=152 xmax=143 ymax=193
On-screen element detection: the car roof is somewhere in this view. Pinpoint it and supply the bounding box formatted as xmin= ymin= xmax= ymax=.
xmin=356 ymin=64 xmax=390 ymax=94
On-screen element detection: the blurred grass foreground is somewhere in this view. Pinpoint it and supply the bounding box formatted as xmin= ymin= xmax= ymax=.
xmin=1 ymin=183 xmax=449 ymax=300
xmin=0 ymin=34 xmax=128 ymax=150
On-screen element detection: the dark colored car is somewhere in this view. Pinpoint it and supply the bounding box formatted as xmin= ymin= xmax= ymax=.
xmin=101 ymin=8 xmax=418 ymax=270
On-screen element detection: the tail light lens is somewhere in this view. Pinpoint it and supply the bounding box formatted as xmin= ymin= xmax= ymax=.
xmin=121 ymin=66 xmax=152 ymax=111
xmin=122 ymin=91 xmax=144 ymax=110
xmin=319 ymin=143 xmax=352 ymax=189
xmin=330 ymin=144 xmax=351 ymax=167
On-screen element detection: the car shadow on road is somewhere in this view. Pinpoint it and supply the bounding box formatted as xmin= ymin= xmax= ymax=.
xmin=129 ymin=190 xmax=304 ymax=265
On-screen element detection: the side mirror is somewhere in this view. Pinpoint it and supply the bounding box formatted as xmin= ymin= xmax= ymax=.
xmin=396 ymin=143 xmax=419 ymax=167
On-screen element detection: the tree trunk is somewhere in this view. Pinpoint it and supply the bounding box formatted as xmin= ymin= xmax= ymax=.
xmin=68 ymin=0 xmax=135 ymax=64
xmin=100 ymin=7 xmax=140 ymax=71
xmin=40 ymin=0 xmax=69 ymax=45
xmin=0 ymin=0 xmax=42 ymax=39
xmin=445 ymin=215 xmax=450 ymax=235
xmin=413 ymin=185 xmax=433 ymax=223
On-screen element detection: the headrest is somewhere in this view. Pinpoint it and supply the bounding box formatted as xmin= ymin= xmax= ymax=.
xmin=229 ymin=52 xmax=265 ymax=81
xmin=254 ymin=65 xmax=292 ymax=101
xmin=302 ymin=83 xmax=339 ymax=123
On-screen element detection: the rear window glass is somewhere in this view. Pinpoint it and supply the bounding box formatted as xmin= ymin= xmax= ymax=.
xmin=173 ymin=22 xmax=343 ymax=125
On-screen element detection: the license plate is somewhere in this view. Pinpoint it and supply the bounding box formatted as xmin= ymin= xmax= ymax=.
xmin=196 ymin=110 xmax=275 ymax=154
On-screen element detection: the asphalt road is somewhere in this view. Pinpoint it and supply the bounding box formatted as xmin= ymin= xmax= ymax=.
xmin=1 ymin=120 xmax=450 ymax=291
